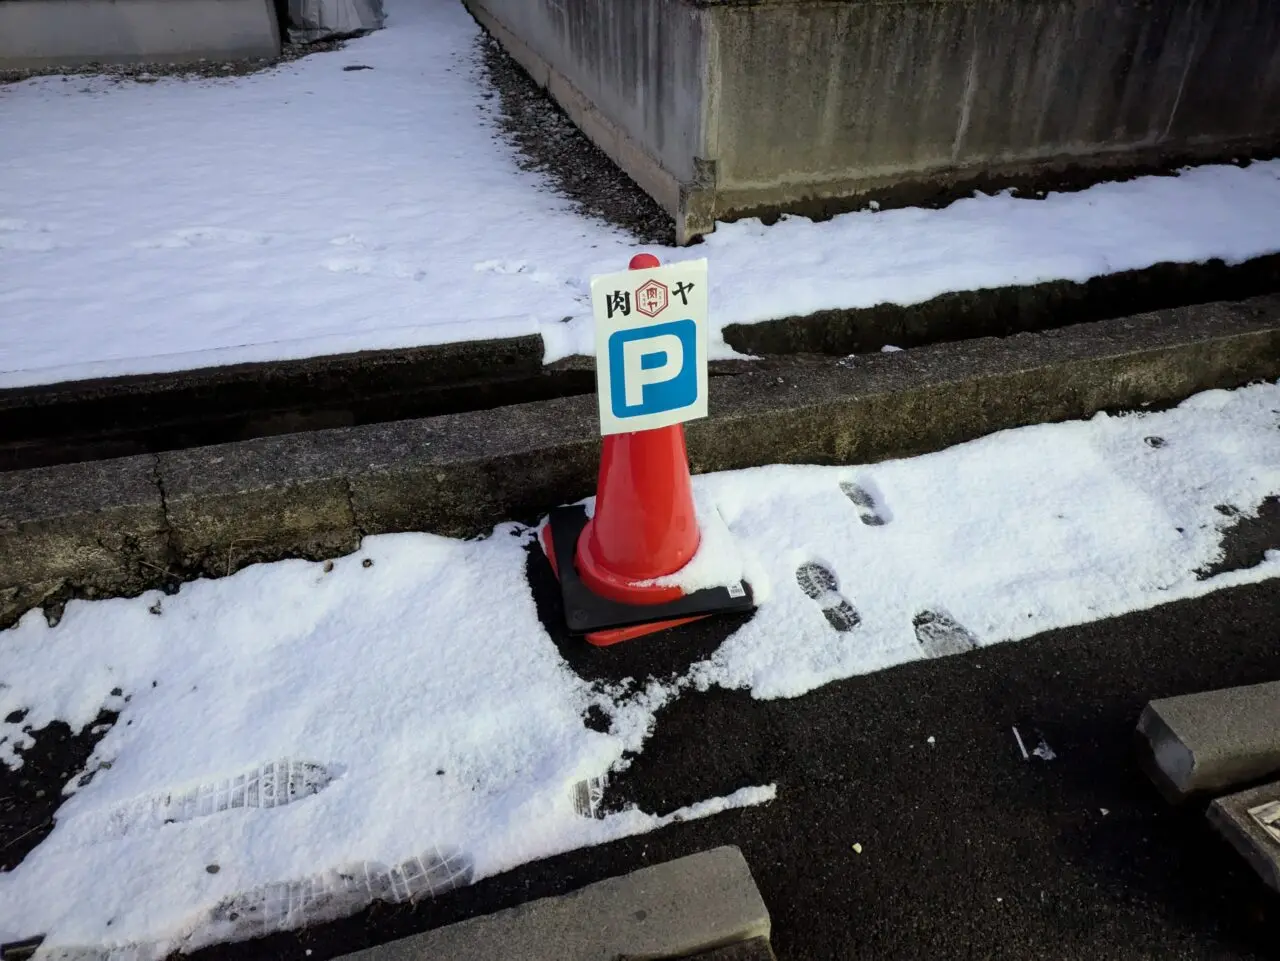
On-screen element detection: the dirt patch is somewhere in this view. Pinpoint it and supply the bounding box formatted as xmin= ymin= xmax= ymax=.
xmin=0 ymin=710 xmax=116 ymax=872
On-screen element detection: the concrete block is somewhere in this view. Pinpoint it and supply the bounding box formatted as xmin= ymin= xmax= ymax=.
xmin=0 ymin=456 xmax=168 ymax=627
xmin=0 ymin=0 xmax=281 ymax=69
xmin=158 ymin=432 xmax=361 ymax=576
xmin=1207 ymin=781 xmax=1280 ymax=894
xmin=1137 ymin=681 xmax=1280 ymax=802
xmin=347 ymin=397 xmax=600 ymax=539
xmin=337 ymin=846 xmax=769 ymax=961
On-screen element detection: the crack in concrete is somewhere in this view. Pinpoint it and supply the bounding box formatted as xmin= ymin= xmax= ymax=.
xmin=150 ymin=453 xmax=180 ymax=570
xmin=344 ymin=477 xmax=368 ymax=542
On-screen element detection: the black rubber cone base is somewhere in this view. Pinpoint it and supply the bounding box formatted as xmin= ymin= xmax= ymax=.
xmin=547 ymin=504 xmax=756 ymax=635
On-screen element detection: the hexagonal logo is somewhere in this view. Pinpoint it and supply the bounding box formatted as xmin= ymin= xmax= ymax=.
xmin=634 ymin=279 xmax=669 ymax=318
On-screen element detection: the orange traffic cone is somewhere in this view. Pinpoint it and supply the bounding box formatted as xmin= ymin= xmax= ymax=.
xmin=540 ymin=254 xmax=753 ymax=646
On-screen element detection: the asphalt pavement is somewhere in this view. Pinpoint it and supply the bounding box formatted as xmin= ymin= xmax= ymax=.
xmin=4 ymin=518 xmax=1279 ymax=961
xmin=190 ymin=541 xmax=1280 ymax=961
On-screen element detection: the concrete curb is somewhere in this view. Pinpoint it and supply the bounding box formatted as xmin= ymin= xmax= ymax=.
xmin=3 ymin=255 xmax=1276 ymax=471
xmin=3 ymin=295 xmax=1279 ymax=628
xmin=1136 ymin=680 xmax=1280 ymax=803
xmin=724 ymin=254 xmax=1280 ymax=357
xmin=335 ymin=846 xmax=770 ymax=961
xmin=1207 ymin=781 xmax=1280 ymax=894
xmin=0 ymin=335 xmax=560 ymax=472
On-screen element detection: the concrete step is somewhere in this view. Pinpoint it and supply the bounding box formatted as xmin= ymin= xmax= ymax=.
xmin=1136 ymin=680 xmax=1280 ymax=802
xmin=1207 ymin=780 xmax=1280 ymax=894
xmin=334 ymin=846 xmax=770 ymax=961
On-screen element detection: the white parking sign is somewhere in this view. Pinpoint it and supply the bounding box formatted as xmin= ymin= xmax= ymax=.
xmin=590 ymin=258 xmax=708 ymax=436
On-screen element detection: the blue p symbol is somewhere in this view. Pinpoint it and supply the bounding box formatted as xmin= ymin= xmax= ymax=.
xmin=608 ymin=320 xmax=698 ymax=419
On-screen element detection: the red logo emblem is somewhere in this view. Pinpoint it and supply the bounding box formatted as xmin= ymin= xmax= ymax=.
xmin=635 ymin=279 xmax=669 ymax=318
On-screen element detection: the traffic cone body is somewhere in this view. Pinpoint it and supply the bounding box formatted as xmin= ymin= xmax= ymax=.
xmin=574 ymin=423 xmax=700 ymax=604
xmin=539 ymin=250 xmax=738 ymax=645
xmin=572 ymin=251 xmax=701 ymax=607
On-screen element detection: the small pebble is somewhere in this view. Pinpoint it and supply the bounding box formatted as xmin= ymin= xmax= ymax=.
xmin=206 ymin=864 xmax=220 ymax=874
xmin=362 ymin=558 xmax=374 ymax=568
xmin=927 ymin=736 xmax=936 ymax=745
xmin=852 ymin=842 xmax=863 ymax=854
xmin=323 ymin=560 xmax=334 ymax=573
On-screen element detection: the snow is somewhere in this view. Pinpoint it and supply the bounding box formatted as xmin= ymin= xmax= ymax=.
xmin=1 ymin=0 xmax=1280 ymax=387
xmin=2 ymin=380 xmax=1278 ymax=956
xmin=637 ymin=492 xmax=759 ymax=595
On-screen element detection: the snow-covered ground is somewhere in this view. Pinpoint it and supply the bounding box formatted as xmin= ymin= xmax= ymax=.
xmin=2 ymin=0 xmax=1280 ymax=388
xmin=2 ymin=380 xmax=1278 ymax=958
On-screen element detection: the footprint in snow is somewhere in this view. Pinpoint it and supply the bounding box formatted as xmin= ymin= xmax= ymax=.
xmin=795 ymin=561 xmax=861 ymax=632
xmin=913 ymin=609 xmax=979 ymax=657
xmin=839 ymin=478 xmax=890 ymax=526
xmin=102 ymin=758 xmax=335 ymax=837
xmin=207 ymin=845 xmax=473 ymax=938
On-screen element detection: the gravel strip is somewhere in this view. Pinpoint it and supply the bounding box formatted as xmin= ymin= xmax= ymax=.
xmin=473 ymin=32 xmax=675 ymax=247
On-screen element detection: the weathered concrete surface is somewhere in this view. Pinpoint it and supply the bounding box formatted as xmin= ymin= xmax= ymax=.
xmin=337 ymin=846 xmax=769 ymax=961
xmin=2 ymin=295 xmax=1279 ymax=627
xmin=0 ymin=0 xmax=281 ymax=69
xmin=689 ymin=295 xmax=1280 ymax=473
xmin=346 ymin=401 xmax=600 ymax=539
xmin=0 ymin=335 xmax=566 ymax=472
xmin=1137 ymin=681 xmax=1280 ymax=803
xmin=159 ymin=431 xmax=361 ymax=576
xmin=1207 ymin=781 xmax=1280 ymax=895
xmin=0 ymin=456 xmax=168 ymax=628
xmin=466 ymin=0 xmax=1280 ymax=242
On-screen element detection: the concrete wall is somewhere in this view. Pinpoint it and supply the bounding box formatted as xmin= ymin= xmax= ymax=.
xmin=0 ymin=0 xmax=281 ymax=69
xmin=708 ymin=0 xmax=1280 ymax=221
xmin=464 ymin=0 xmax=709 ymax=238
xmin=470 ymin=0 xmax=1280 ymax=243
